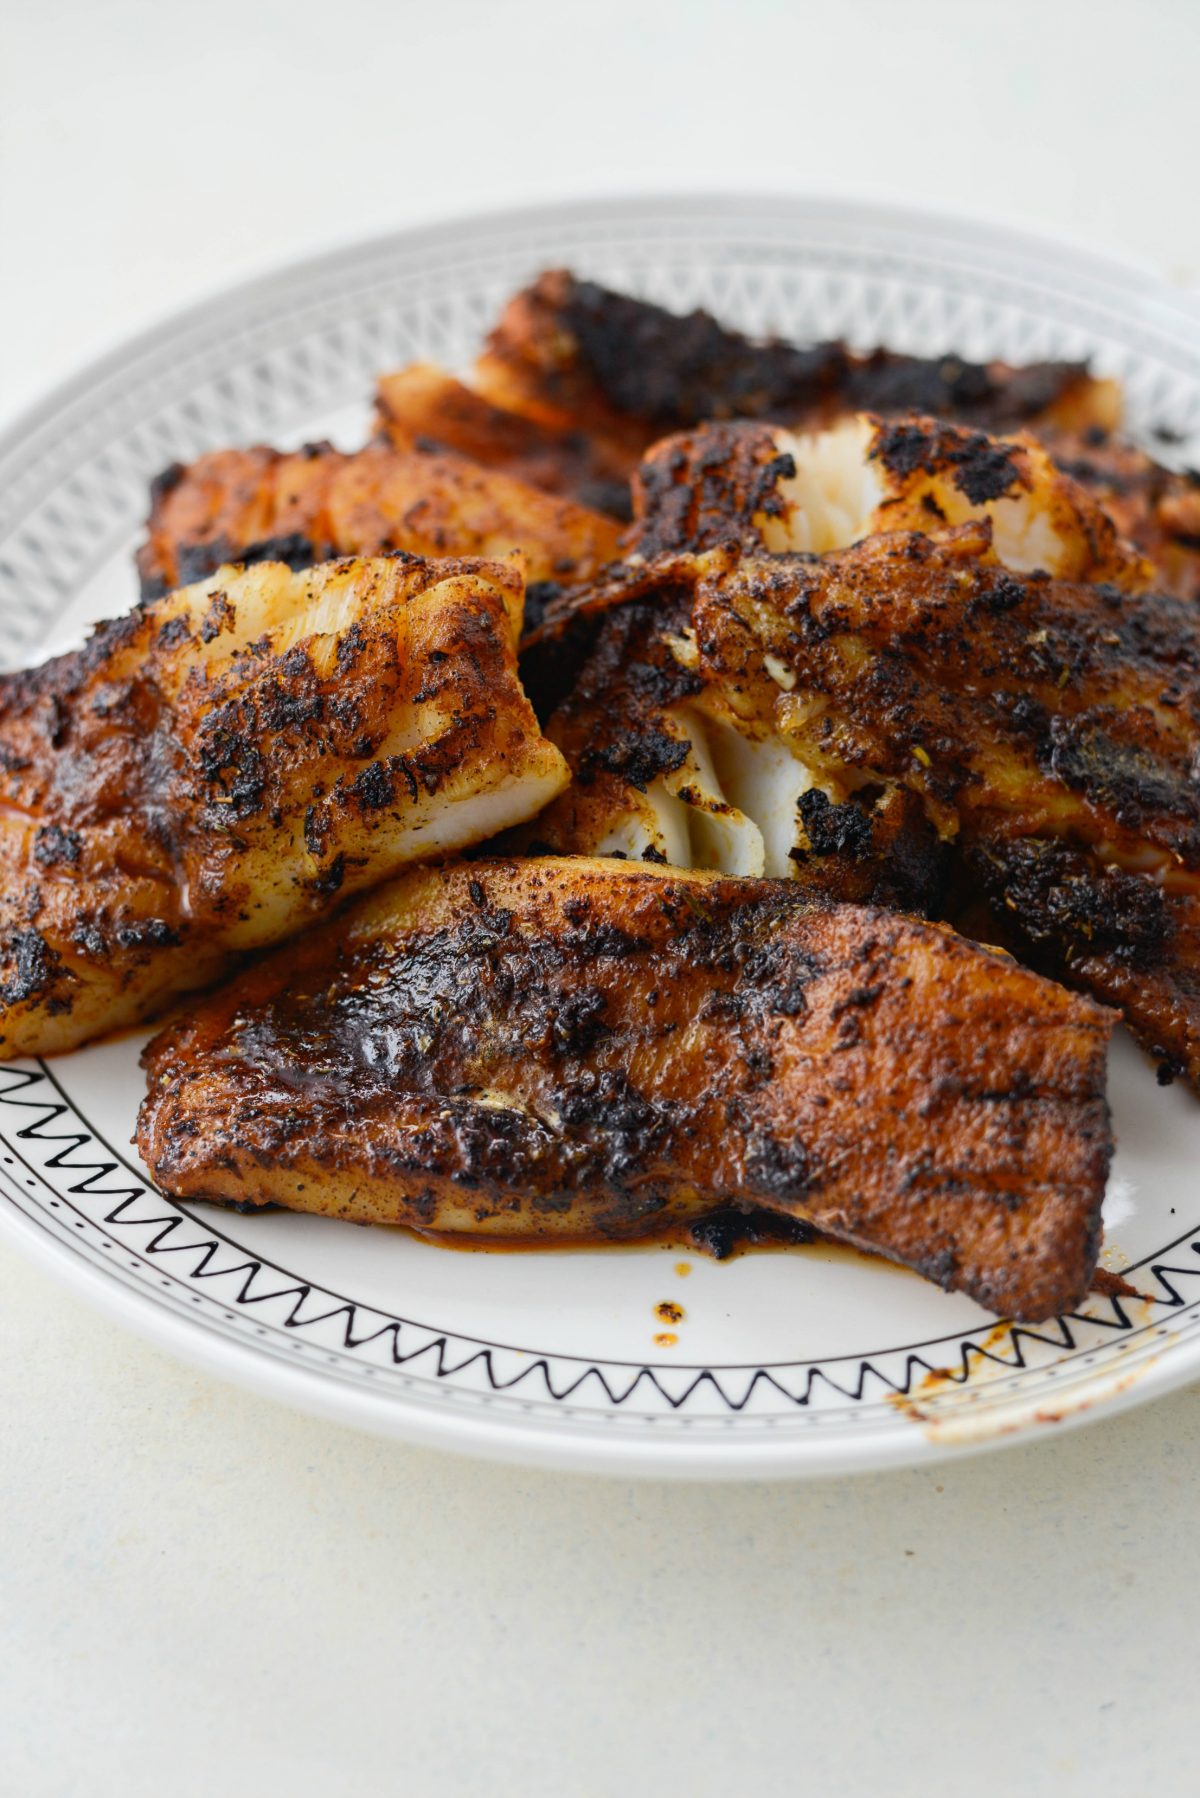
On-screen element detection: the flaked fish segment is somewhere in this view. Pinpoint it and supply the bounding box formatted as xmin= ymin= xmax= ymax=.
xmin=631 ymin=413 xmax=1152 ymax=588
xmin=0 ymin=556 xmax=568 ymax=1056
xmin=523 ymin=579 xmax=944 ymax=912
xmin=137 ymin=856 xmax=1116 ymax=1322
xmin=586 ymin=698 xmax=820 ymax=878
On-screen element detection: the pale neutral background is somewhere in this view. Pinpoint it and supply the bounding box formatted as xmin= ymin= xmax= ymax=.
xmin=2 ymin=3 xmax=1199 ymax=1794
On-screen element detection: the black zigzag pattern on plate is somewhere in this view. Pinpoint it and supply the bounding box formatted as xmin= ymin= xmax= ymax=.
xmin=0 ymin=1062 xmax=1193 ymax=1423
xmin=2 ymin=200 xmax=1200 ymax=1445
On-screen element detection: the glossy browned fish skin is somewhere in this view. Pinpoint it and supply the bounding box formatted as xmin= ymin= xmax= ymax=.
xmin=136 ymin=439 xmax=621 ymax=600
xmin=696 ymin=531 xmax=1200 ymax=1082
xmin=138 ymin=857 xmax=1115 ymax=1322
xmin=374 ymin=363 xmax=632 ymax=519
xmin=0 ymin=556 xmax=567 ymax=1056
xmin=475 ymin=269 xmax=1117 ymax=464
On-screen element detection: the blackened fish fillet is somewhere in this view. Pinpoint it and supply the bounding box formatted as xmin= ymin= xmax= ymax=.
xmin=475 ymin=270 xmax=1118 ymax=466
xmin=137 ymin=439 xmax=621 ymax=600
xmin=692 ymin=531 xmax=1200 ymax=1084
xmin=138 ymin=857 xmax=1115 ymax=1322
xmin=0 ymin=557 xmax=567 ymax=1055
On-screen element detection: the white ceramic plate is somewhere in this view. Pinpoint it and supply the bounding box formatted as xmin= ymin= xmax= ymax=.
xmin=2 ymin=195 xmax=1200 ymax=1479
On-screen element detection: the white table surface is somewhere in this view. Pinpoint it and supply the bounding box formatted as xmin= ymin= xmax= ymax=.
xmin=2 ymin=3 xmax=1199 ymax=1793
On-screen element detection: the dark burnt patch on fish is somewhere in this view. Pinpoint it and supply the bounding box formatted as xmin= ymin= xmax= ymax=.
xmin=630 ymin=423 xmax=798 ymax=556
xmin=578 ymin=725 xmax=690 ymax=792
xmin=872 ymin=419 xmax=1022 ymax=505
xmin=478 ymin=270 xmax=1108 ymax=464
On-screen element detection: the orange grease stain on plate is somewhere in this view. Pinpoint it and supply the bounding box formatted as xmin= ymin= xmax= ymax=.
xmin=885 ymin=1295 xmax=1163 ymax=1443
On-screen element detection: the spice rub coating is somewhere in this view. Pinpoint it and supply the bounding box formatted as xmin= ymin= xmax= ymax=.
xmin=1038 ymin=426 xmax=1200 ymax=603
xmin=374 ymin=363 xmax=632 ymax=519
xmin=525 ymin=408 xmax=1148 ymax=712
xmin=138 ymin=857 xmax=1115 ymax=1322
xmin=475 ymin=270 xmax=1118 ymax=467
xmin=698 ymin=531 xmax=1200 ymax=1081
xmin=523 ymin=574 xmax=945 ymax=912
xmin=137 ymin=439 xmax=621 ymax=600
xmin=629 ymin=415 xmax=1149 ymax=590
xmin=0 ymin=556 xmax=566 ymax=1056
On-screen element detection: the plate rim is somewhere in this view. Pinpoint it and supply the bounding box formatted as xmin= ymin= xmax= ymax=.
xmin=2 ymin=190 xmax=1199 ymax=1478
xmin=5 ymin=187 xmax=1200 ymax=463
xmin=5 ymin=1163 xmax=1190 ymax=1481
